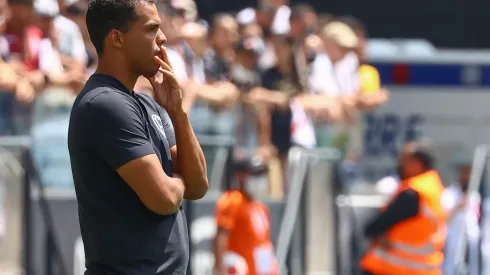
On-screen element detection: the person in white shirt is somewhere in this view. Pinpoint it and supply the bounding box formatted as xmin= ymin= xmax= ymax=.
xmin=441 ymin=163 xmax=481 ymax=275
xmin=306 ymin=21 xmax=360 ymax=156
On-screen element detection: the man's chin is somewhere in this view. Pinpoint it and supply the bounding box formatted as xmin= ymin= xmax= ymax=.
xmin=142 ymin=69 xmax=159 ymax=79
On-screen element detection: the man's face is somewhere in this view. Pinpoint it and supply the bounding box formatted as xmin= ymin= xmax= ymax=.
xmin=0 ymin=0 xmax=10 ymax=33
xmin=121 ymin=2 xmax=167 ymax=78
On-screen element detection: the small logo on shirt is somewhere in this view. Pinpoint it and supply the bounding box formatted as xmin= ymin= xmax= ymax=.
xmin=151 ymin=114 xmax=166 ymax=138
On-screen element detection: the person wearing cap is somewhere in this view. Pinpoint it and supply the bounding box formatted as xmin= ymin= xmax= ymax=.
xmin=360 ymin=140 xmax=448 ymax=275
xmin=441 ymin=160 xmax=480 ymax=275
xmin=213 ymin=156 xmax=278 ymax=275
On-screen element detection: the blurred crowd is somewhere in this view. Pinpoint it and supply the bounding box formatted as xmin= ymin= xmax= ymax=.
xmin=0 ymin=0 xmax=389 ymax=194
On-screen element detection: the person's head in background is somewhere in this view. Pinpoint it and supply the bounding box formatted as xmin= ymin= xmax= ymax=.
xmin=320 ymin=21 xmax=358 ymax=63
xmin=240 ymin=23 xmax=263 ymax=40
xmin=255 ymin=0 xmax=284 ymax=34
xmin=398 ymin=140 xmax=435 ymax=181
xmin=316 ymin=12 xmax=334 ymax=33
xmin=233 ymin=156 xmax=268 ymax=198
xmin=0 ymin=0 xmax=11 ymax=34
xmin=457 ymin=164 xmax=471 ymax=192
xmin=7 ymin=0 xmax=34 ymax=34
xmin=230 ymin=36 xmax=263 ymax=92
xmin=86 ymin=0 xmax=167 ymax=79
xmin=233 ymin=36 xmax=264 ymax=70
xmin=181 ymin=21 xmax=207 ymax=58
xmin=209 ymin=13 xmax=238 ymax=58
xmin=65 ymin=1 xmax=89 ymax=43
xmin=288 ymin=3 xmax=316 ymax=41
xmin=258 ymin=0 xmax=287 ymax=12
xmin=337 ymin=15 xmax=367 ymax=62
xmin=156 ymin=0 xmax=192 ymax=45
xmin=34 ymin=0 xmax=59 ymax=40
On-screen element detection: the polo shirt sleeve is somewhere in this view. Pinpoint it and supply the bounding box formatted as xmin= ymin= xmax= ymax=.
xmin=85 ymin=91 xmax=156 ymax=170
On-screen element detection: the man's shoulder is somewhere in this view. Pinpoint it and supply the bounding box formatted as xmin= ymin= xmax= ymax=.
xmin=75 ymin=78 xmax=132 ymax=108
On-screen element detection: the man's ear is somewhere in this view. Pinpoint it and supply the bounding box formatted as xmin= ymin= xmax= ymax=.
xmin=109 ymin=29 xmax=125 ymax=49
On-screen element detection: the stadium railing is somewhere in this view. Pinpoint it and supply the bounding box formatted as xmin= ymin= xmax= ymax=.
xmin=276 ymin=146 xmax=341 ymax=275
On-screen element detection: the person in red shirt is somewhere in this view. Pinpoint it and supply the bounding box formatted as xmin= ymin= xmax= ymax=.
xmin=213 ymin=156 xmax=278 ymax=275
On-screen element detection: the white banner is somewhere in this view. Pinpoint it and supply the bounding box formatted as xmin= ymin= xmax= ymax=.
xmin=361 ymin=86 xmax=490 ymax=184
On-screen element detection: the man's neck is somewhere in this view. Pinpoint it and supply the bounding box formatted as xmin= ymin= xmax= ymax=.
xmin=96 ymin=57 xmax=138 ymax=92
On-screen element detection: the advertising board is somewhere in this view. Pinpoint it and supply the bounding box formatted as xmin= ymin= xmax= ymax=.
xmin=362 ymin=86 xmax=490 ymax=185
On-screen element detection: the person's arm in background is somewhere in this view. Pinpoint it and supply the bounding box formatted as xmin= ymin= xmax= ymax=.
xmin=356 ymin=65 xmax=389 ymax=111
xmin=167 ymin=49 xmax=239 ymax=113
xmin=364 ymin=188 xmax=420 ymax=239
xmin=187 ymin=80 xmax=239 ymax=110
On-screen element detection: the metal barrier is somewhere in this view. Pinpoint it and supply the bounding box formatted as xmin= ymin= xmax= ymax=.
xmin=454 ymin=145 xmax=488 ymax=275
xmin=0 ymin=136 xmax=30 ymax=275
xmin=276 ymin=147 xmax=341 ymax=275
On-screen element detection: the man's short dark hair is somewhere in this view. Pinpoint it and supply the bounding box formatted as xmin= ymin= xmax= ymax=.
xmin=411 ymin=140 xmax=435 ymax=171
xmin=86 ymin=0 xmax=156 ymax=54
xmin=337 ymin=15 xmax=367 ymax=36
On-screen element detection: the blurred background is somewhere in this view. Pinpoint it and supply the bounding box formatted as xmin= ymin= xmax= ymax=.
xmin=1 ymin=0 xmax=490 ymax=274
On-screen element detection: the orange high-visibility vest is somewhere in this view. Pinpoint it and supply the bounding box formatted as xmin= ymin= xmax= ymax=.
xmin=360 ymin=170 xmax=448 ymax=275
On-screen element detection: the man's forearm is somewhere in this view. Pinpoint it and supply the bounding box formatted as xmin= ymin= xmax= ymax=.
xmin=172 ymin=110 xmax=208 ymax=200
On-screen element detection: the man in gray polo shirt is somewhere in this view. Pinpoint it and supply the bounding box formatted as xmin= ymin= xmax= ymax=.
xmin=68 ymin=0 xmax=208 ymax=274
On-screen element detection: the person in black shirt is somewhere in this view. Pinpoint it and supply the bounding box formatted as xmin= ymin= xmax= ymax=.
xmin=249 ymin=35 xmax=305 ymax=173
xmin=68 ymin=1 xmax=208 ymax=274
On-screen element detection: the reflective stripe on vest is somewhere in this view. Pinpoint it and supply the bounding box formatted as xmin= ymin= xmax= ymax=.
xmin=371 ymin=247 xmax=439 ymax=271
xmin=372 ymin=205 xmax=444 ymax=270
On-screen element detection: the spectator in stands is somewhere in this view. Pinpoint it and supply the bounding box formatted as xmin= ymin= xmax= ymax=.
xmin=230 ymin=36 xmax=273 ymax=160
xmin=236 ymin=0 xmax=290 ymax=37
xmin=288 ymin=3 xmax=317 ymax=90
xmin=213 ymin=156 xmax=278 ymax=275
xmin=240 ymin=23 xmax=264 ymax=40
xmin=179 ymin=21 xmax=239 ymax=135
xmin=50 ymin=0 xmax=87 ymax=65
xmin=205 ymin=13 xmax=239 ymax=81
xmin=65 ymin=0 xmax=97 ymax=72
xmin=2 ymin=0 xmax=45 ymax=134
xmin=309 ymin=21 xmax=360 ymax=154
xmin=337 ymin=16 xmax=389 ymax=111
xmin=34 ymin=0 xmax=86 ymax=124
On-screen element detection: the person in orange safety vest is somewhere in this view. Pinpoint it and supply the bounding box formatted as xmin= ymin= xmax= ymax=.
xmin=360 ymin=140 xmax=448 ymax=275
xmin=213 ymin=156 xmax=278 ymax=275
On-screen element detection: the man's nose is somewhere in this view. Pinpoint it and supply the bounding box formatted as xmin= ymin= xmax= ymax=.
xmin=156 ymin=29 xmax=167 ymax=45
